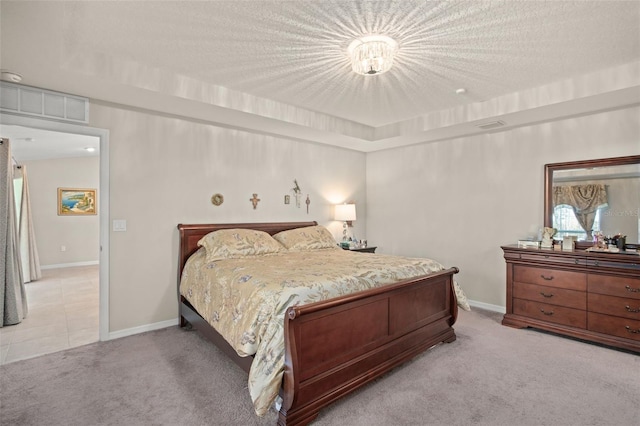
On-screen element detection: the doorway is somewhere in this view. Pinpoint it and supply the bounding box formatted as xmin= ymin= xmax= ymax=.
xmin=0 ymin=115 xmax=109 ymax=358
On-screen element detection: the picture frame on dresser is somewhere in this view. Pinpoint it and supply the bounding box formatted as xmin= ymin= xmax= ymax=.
xmin=502 ymin=154 xmax=640 ymax=353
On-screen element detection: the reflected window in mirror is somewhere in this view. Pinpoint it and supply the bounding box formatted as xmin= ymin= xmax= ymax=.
xmin=553 ymin=205 xmax=601 ymax=240
xmin=552 ymin=182 xmax=608 ymax=241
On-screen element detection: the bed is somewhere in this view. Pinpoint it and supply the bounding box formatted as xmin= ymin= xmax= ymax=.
xmin=177 ymin=221 xmax=461 ymax=426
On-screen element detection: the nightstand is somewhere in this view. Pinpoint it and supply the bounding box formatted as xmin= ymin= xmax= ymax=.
xmin=343 ymin=246 xmax=377 ymax=253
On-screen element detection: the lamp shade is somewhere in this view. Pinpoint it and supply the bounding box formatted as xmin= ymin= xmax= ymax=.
xmin=334 ymin=203 xmax=356 ymax=221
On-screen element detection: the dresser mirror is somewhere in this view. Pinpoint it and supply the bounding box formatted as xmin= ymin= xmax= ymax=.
xmin=544 ymin=155 xmax=640 ymax=246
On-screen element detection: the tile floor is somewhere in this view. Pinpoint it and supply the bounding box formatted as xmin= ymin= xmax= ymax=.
xmin=0 ymin=265 xmax=99 ymax=365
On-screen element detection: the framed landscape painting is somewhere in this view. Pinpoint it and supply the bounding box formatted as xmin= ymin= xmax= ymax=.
xmin=58 ymin=188 xmax=97 ymax=215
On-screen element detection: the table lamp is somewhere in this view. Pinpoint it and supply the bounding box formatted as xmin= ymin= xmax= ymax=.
xmin=334 ymin=203 xmax=356 ymax=241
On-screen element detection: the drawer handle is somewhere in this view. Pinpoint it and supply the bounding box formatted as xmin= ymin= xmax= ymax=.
xmin=539 ymin=292 xmax=554 ymax=298
xmin=625 ymin=305 xmax=640 ymax=313
xmin=574 ymin=259 xmax=580 ymax=265
xmin=540 ymin=309 xmax=554 ymax=316
xmin=540 ymin=275 xmax=554 ymax=281
xmin=625 ymin=285 xmax=640 ymax=293
xmin=625 ymin=326 xmax=640 ymax=334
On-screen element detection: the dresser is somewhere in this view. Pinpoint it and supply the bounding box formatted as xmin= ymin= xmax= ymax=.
xmin=501 ymin=245 xmax=640 ymax=353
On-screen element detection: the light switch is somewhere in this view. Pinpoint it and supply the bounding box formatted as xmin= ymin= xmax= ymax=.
xmin=113 ymin=219 xmax=127 ymax=232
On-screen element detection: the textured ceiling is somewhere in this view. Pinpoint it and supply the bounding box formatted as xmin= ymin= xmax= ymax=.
xmin=1 ymin=0 xmax=640 ymax=154
xmin=64 ymin=0 xmax=640 ymax=126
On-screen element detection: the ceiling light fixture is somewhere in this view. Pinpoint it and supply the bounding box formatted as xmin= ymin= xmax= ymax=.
xmin=84 ymin=147 xmax=96 ymax=152
xmin=348 ymin=35 xmax=398 ymax=76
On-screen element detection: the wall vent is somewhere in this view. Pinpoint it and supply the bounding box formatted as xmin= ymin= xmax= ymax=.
xmin=0 ymin=81 xmax=89 ymax=124
xmin=476 ymin=120 xmax=506 ymax=130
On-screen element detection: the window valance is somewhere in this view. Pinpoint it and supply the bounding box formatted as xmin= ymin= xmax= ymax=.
xmin=553 ymin=184 xmax=608 ymax=214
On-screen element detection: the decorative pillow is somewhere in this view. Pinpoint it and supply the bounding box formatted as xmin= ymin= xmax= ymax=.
xmin=197 ymin=229 xmax=285 ymax=262
xmin=273 ymin=225 xmax=338 ymax=251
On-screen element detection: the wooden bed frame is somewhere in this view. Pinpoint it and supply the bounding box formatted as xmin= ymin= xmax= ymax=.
xmin=177 ymin=221 xmax=459 ymax=426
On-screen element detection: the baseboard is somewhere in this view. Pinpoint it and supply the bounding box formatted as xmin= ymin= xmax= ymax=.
xmin=41 ymin=260 xmax=99 ymax=270
xmin=107 ymin=318 xmax=180 ymax=341
xmin=107 ymin=303 xmax=503 ymax=341
xmin=468 ymin=299 xmax=506 ymax=314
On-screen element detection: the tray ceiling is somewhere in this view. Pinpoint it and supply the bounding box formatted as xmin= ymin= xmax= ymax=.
xmin=1 ymin=0 xmax=639 ymax=153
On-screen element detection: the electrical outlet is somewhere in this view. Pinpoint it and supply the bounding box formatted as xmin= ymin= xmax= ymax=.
xmin=60 ymin=245 xmax=66 ymax=252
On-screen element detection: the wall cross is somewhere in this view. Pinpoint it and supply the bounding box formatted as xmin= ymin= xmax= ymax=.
xmin=250 ymin=193 xmax=261 ymax=209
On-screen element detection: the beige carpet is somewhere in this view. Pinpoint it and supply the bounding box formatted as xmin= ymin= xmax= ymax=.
xmin=1 ymin=308 xmax=638 ymax=425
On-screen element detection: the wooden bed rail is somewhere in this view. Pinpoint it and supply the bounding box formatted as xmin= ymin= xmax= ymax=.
xmin=278 ymin=268 xmax=459 ymax=426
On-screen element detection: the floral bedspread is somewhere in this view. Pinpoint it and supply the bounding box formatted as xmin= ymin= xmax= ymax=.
xmin=180 ymin=247 xmax=450 ymax=416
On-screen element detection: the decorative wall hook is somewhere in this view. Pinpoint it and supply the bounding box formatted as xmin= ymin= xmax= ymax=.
xmin=292 ymin=179 xmax=302 ymax=208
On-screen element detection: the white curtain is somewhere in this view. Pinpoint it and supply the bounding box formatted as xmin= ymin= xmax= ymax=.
xmin=0 ymin=138 xmax=28 ymax=326
xmin=14 ymin=165 xmax=41 ymax=283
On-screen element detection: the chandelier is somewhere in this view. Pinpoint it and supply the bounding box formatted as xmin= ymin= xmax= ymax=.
xmin=347 ymin=35 xmax=398 ymax=76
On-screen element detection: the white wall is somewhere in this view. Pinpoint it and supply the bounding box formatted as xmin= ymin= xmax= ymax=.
xmin=366 ymin=106 xmax=640 ymax=309
xmin=22 ymin=156 xmax=100 ymax=267
xmin=599 ymin=178 xmax=640 ymax=241
xmin=89 ymin=102 xmax=367 ymax=332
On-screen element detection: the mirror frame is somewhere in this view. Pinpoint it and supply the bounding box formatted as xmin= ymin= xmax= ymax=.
xmin=544 ymin=154 xmax=640 ymax=243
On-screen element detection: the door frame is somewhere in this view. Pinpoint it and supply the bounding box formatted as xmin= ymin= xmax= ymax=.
xmin=0 ymin=113 xmax=110 ymax=341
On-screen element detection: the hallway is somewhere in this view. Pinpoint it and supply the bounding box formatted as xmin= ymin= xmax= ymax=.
xmin=0 ymin=265 xmax=99 ymax=364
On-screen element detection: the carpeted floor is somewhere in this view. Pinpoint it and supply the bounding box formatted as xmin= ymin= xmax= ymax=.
xmin=1 ymin=308 xmax=638 ymax=425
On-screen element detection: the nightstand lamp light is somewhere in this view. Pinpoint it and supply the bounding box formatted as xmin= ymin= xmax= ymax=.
xmin=334 ymin=203 xmax=356 ymax=241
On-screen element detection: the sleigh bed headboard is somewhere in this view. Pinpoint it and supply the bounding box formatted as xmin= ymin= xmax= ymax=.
xmin=177 ymin=221 xmax=318 ymax=281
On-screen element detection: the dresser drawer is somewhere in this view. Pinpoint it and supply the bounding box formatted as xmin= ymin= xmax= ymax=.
xmin=586 ymin=256 xmax=640 ymax=275
xmin=513 ymin=299 xmax=586 ymax=328
xmin=514 ymin=265 xmax=586 ymax=291
xmin=588 ymin=293 xmax=640 ymax=321
xmin=509 ymin=250 xmax=585 ymax=267
xmin=514 ymin=282 xmax=586 ymax=310
xmin=588 ymin=312 xmax=640 ymax=341
xmin=588 ymin=274 xmax=640 ymax=300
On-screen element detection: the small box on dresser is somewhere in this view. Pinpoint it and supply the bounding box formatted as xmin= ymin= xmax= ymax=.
xmin=501 ymin=245 xmax=640 ymax=353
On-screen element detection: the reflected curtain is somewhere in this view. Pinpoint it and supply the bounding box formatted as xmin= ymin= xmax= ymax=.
xmin=14 ymin=165 xmax=41 ymax=283
xmin=553 ymin=184 xmax=608 ymax=240
xmin=0 ymin=138 xmax=27 ymax=326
